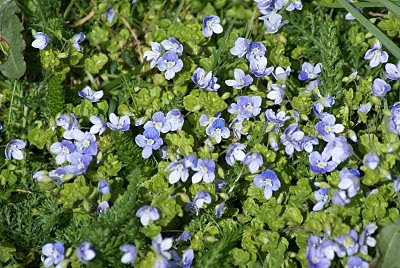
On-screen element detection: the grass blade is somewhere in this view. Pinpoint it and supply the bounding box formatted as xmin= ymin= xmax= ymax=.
xmin=319 ymin=0 xmax=400 ymax=8
xmin=212 ymin=18 xmax=236 ymax=73
xmin=379 ymin=0 xmax=400 ymax=20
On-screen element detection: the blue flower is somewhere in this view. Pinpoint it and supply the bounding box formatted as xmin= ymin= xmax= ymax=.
xmin=71 ymin=129 xmax=98 ymax=156
xmin=207 ymin=76 xmax=221 ymax=91
xmin=166 ymin=109 xmax=184 ymax=131
xmin=135 ymin=127 xmax=163 ymax=159
xmin=49 ymin=167 xmax=67 ymax=185
xmin=306 ymin=237 xmax=331 ymax=268
xmin=120 ymin=244 xmax=137 ymax=265
xmin=5 ymin=139 xmax=26 ymax=160
xmin=106 ymin=6 xmax=115 ymax=23
xmin=41 ymin=242 xmax=65 ymax=267
xmin=206 ymin=118 xmax=230 ymax=143
xmin=225 ymin=68 xmax=253 ymax=89
xmin=107 ymin=113 xmax=130 ymax=131
xmin=161 ymin=37 xmax=183 ymax=56
xmin=243 ymin=152 xmax=263 ymax=174
xmin=395 ymin=177 xmax=400 ymax=192
xmin=152 ymin=234 xmax=173 ymax=260
xmin=50 ymin=140 xmax=75 ymax=164
xmin=230 ymin=37 xmax=250 ymax=58
xmin=56 ymin=113 xmax=79 ymax=139
xmin=364 ymin=41 xmax=388 ymax=68
xmin=323 ymin=136 xmax=353 ymax=164
xmin=358 ymin=102 xmax=372 ymax=114
xmin=136 ymin=205 xmax=160 ymax=226
xmin=246 ymin=42 xmax=266 ymax=61
xmin=313 ymin=188 xmax=330 ymax=211
xmin=364 ymin=153 xmax=379 ymax=170
xmin=371 ymin=78 xmax=391 ymax=97
xmin=263 ymin=13 xmax=288 ymax=33
xmin=192 ymin=159 xmax=215 ymax=183
xmin=273 ymin=66 xmax=291 ymax=81
xmin=192 ymin=67 xmax=212 ymax=89
xmin=338 ymin=168 xmax=360 ymax=198
xmin=98 ymin=180 xmax=110 ymax=194
xmin=215 ymin=202 xmax=226 ymax=218
xmin=254 ymin=0 xmax=274 ymax=10
xmin=228 ymin=96 xmax=262 ymax=120
xmin=32 ymin=32 xmax=50 ymax=50
xmin=308 ymin=151 xmax=338 ymax=174
xmin=157 ymin=51 xmax=184 ymax=80
xmin=202 ymin=15 xmax=223 ymax=37
xmin=287 ymin=0 xmax=303 ymax=11
xmin=264 ymin=109 xmax=290 ymax=132
xmin=299 ymin=136 xmax=319 ymax=153
xmin=89 ymin=116 xmax=106 ymax=135
xmin=177 ymin=231 xmax=191 ymax=242
xmin=77 ymin=242 xmax=96 ymax=264
xmin=332 ymin=190 xmax=350 ymax=206
xmin=165 ymin=155 xmax=195 ymax=184
xmin=335 ymin=229 xmax=359 ymax=256
xmin=359 ymin=223 xmax=377 ymax=255
xmin=347 ymin=256 xmax=369 ymax=268
xmin=194 ymin=191 xmax=212 ymax=210
xmin=33 ymin=171 xmax=51 ymax=183
xmin=144 ymin=42 xmax=162 ymax=69
xmin=253 ymin=169 xmax=281 ymax=200
xmin=78 ymin=86 xmax=104 ymax=102
xmin=65 ymin=152 xmax=92 ymax=175
xmin=0 ymin=123 xmax=2 ymax=131
xmin=267 ymin=84 xmax=285 ymax=105
xmin=315 ymin=114 xmax=344 ymax=142
xmin=144 ymin=111 xmax=172 ymax=133
xmin=298 ymin=62 xmax=322 ymax=81
xmin=249 ymin=56 xmax=274 ymax=77
xmin=389 ymin=113 xmax=400 ymax=135
xmin=225 ymin=143 xmax=246 ymax=166
xmin=229 ymin=118 xmax=248 ymax=139
xmin=280 ymin=123 xmax=304 ymax=156
xmin=97 ymin=200 xmax=110 ymax=212
xmin=385 ymin=61 xmax=400 ymax=80
xmin=199 ymin=112 xmax=221 ymax=128
xmin=72 ymin=32 xmax=86 ymax=52
xmin=132 ymin=0 xmax=137 ymax=3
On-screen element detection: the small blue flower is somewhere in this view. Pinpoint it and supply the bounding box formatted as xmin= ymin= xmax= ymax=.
xmin=394 ymin=178 xmax=400 ymax=192
xmin=72 ymin=32 xmax=86 ymax=52
xmin=308 ymin=151 xmax=338 ymax=174
xmin=56 ymin=113 xmax=79 ymax=139
xmin=263 ymin=13 xmax=288 ymax=34
xmin=106 ymin=6 xmax=115 ymax=23
xmin=97 ymin=200 xmax=110 ymax=212
xmin=389 ymin=113 xmax=400 ymax=135
xmin=371 ymin=78 xmax=391 ymax=97
xmin=165 ymin=155 xmax=195 ymax=184
xmin=65 ymin=152 xmax=92 ymax=175
xmin=359 ymin=224 xmax=377 ymax=255
xmin=166 ymin=109 xmax=184 ymax=131
xmin=206 ymin=118 xmax=230 ymax=143
xmin=254 ymin=0 xmax=274 ymax=10
xmin=273 ymin=66 xmax=291 ymax=81
xmin=243 ymin=152 xmax=263 ymax=174
xmin=385 ymin=61 xmax=400 ymax=80
xmin=287 ymin=0 xmax=303 ymax=11
xmin=225 ymin=68 xmax=253 ymax=89
xmin=71 ymin=129 xmax=98 ymax=156
xmin=49 ymin=167 xmax=67 ymax=185
xmin=347 ymin=256 xmax=369 ymax=268
xmin=41 ymin=242 xmax=65 ymax=267
xmin=249 ymin=56 xmax=274 ymax=77
xmin=229 ymin=118 xmax=248 ymax=139
xmin=50 ymin=140 xmax=75 ymax=165
xmin=264 ymin=109 xmax=290 ymax=132
xmin=152 ymin=234 xmax=173 ymax=261
xmin=157 ymin=51 xmax=184 ymax=80
xmin=132 ymin=0 xmax=137 ymax=3
xmin=335 ymin=229 xmax=359 ymax=256
xmin=120 ymin=244 xmax=137 ymax=265
xmin=107 ymin=113 xmax=130 ymax=131
xmin=280 ymin=123 xmax=304 ymax=156
xmin=215 ymin=202 xmax=226 ymax=218
xmin=192 ymin=159 xmax=215 ymax=183
xmin=177 ymin=231 xmax=191 ymax=242
xmin=144 ymin=42 xmax=162 ymax=69
xmin=332 ymin=190 xmax=350 ymax=206
xmin=358 ymin=102 xmax=372 ymax=114
xmin=267 ymin=84 xmax=285 ymax=105
xmin=228 ymin=96 xmax=262 ymax=120
xmin=338 ymin=168 xmax=360 ymax=198
xmin=306 ymin=238 xmax=332 ymax=268
xmin=136 ymin=205 xmax=160 ymax=226
xmin=246 ymin=42 xmax=266 ymax=61
xmin=33 ymin=171 xmax=51 ymax=183
xmin=77 ymin=242 xmax=96 ymax=264
xmin=299 ymin=136 xmax=319 ymax=153
xmin=207 ymin=76 xmax=221 ymax=91
xmin=5 ymin=139 xmax=26 ymax=160
xmin=135 ymin=127 xmax=163 ymax=159
xmin=202 ymin=15 xmax=223 ymax=37
xmin=364 ymin=42 xmax=388 ymax=68
xmin=89 ymin=116 xmax=106 ymax=135
xmin=192 ymin=67 xmax=212 ymax=89
xmin=225 ymin=142 xmax=246 ymax=166
xmin=230 ymin=37 xmax=250 ymax=58
xmin=144 ymin=111 xmax=172 ymax=133
xmin=199 ymin=112 xmax=221 ymax=128
xmin=193 ymin=191 xmax=212 ymax=210
xmin=322 ymin=136 xmax=353 ymax=164
xmin=78 ymin=86 xmax=104 ymax=102
xmin=32 ymin=32 xmax=50 ymax=50
xmin=315 ymin=114 xmax=344 ymax=142
xmin=253 ymin=169 xmax=280 ymax=200
xmin=0 ymin=123 xmax=2 ymax=131
xmin=161 ymin=37 xmax=183 ymax=56
xmin=313 ymin=188 xmax=330 ymax=211
xmin=298 ymin=62 xmax=322 ymax=81
xmin=98 ymin=180 xmax=110 ymax=194
xmin=364 ymin=153 xmax=379 ymax=170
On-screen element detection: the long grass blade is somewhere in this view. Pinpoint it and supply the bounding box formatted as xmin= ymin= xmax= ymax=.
xmin=379 ymin=0 xmax=400 ymax=20
xmin=319 ymin=0 xmax=400 ymax=8
xmin=212 ymin=19 xmax=236 ymax=74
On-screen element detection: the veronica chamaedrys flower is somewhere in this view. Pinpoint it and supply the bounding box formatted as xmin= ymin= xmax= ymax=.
xmin=199 ymin=112 xmax=221 ymax=128
xmin=364 ymin=153 xmax=379 ymax=170
xmin=338 ymin=168 xmax=360 ymax=198
xmin=206 ymin=118 xmax=230 ymax=143
xmin=32 ymin=32 xmax=50 ymax=50
xmin=335 ymin=229 xmax=359 ymax=256
xmin=118 ymin=244 xmax=137 ymax=265
xmin=359 ymin=224 xmax=377 ymax=255
xmin=192 ymin=159 xmax=215 ymax=183
xmin=298 ymin=62 xmax=322 ymax=81
xmin=106 ymin=6 xmax=115 ymax=23
xmin=315 ymin=114 xmax=344 ymax=142
xmin=153 ymin=234 xmax=173 ymax=261
xmin=300 ymin=136 xmax=319 ymax=153
xmin=72 ymin=32 xmax=86 ymax=52
xmin=161 ymin=37 xmax=183 ymax=55
xmin=385 ymin=61 xmax=400 ymax=80
xmin=175 ymin=248 xmax=194 ymax=267
xmin=65 ymin=152 xmax=92 ymax=175
xmin=202 ymin=15 xmax=223 ymax=37
xmin=135 ymin=127 xmax=163 ymax=159
xmin=264 ymin=109 xmax=290 ymax=132
xmin=228 ymin=96 xmax=262 ymax=120
xmin=207 ymin=76 xmax=221 ymax=91
xmin=364 ymin=41 xmax=388 ymax=68
xmin=71 ymin=129 xmax=98 ymax=156
xmin=5 ymin=139 xmax=26 ymax=160
xmin=394 ymin=178 xmax=400 ymax=192
xmin=192 ymin=67 xmax=212 ymax=89
xmin=243 ymin=152 xmax=263 ymax=174
xmin=98 ymin=180 xmax=110 ymax=194
xmin=215 ymin=202 xmax=226 ymax=218
xmin=144 ymin=111 xmax=172 ymax=133
xmin=78 ymin=86 xmax=104 ymax=102
xmin=107 ymin=113 xmax=130 ymax=131
xmin=308 ymin=151 xmax=338 ymax=174
xmin=225 ymin=68 xmax=253 ymax=89
xmin=49 ymin=167 xmax=67 ymax=185
xmin=97 ymin=201 xmax=110 ymax=212
xmin=247 ymin=42 xmax=266 ymax=61
xmin=332 ymin=190 xmax=350 ymax=206
xmin=286 ymin=0 xmax=302 ymax=11
xmin=194 ymin=191 xmax=212 ymax=211
xmin=132 ymin=0 xmax=137 ymax=3
xmin=229 ymin=118 xmax=247 ymax=139
xmin=41 ymin=242 xmax=65 ymax=267
xmin=389 ymin=113 xmax=400 ymax=135
xmin=136 ymin=205 xmax=160 ymax=226
xmin=250 ymin=56 xmax=274 ymax=77
xmin=144 ymin=42 xmax=162 ymax=69
xmin=165 ymin=154 xmax=196 ymax=184
xmin=371 ymin=78 xmax=391 ymax=97
xmin=157 ymin=51 xmax=183 ymax=80
xmin=306 ymin=238 xmax=331 ymax=268
xmin=267 ymin=84 xmax=285 ymax=105
xmin=50 ymin=140 xmax=75 ymax=164
xmin=34 ymin=171 xmax=51 ymax=183
xmin=280 ymin=123 xmax=304 ymax=156
xmin=166 ymin=109 xmax=184 ymax=131
xmin=225 ymin=143 xmax=246 ymax=166
xmin=263 ymin=12 xmax=288 ymax=33
xmin=253 ymin=169 xmax=281 ymax=200
xmin=89 ymin=115 xmax=106 ymax=135
xmin=230 ymin=37 xmax=250 ymax=58
xmin=273 ymin=66 xmax=291 ymax=81
xmin=323 ymin=136 xmax=353 ymax=164
xmin=313 ymin=188 xmax=330 ymax=211
xmin=358 ymin=102 xmax=372 ymax=114
xmin=77 ymin=242 xmax=96 ymax=264
xmin=347 ymin=256 xmax=369 ymax=268
xmin=57 ymin=113 xmax=79 ymax=139
xmin=177 ymin=231 xmax=191 ymax=242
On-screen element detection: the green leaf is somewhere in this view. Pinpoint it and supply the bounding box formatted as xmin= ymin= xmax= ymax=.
xmin=28 ymin=127 xmax=56 ymax=149
xmin=84 ymin=53 xmax=108 ymax=74
xmin=0 ymin=0 xmax=26 ymax=79
xmin=0 ymin=241 xmax=16 ymax=262
xmin=379 ymin=0 xmax=400 ymax=20
xmin=376 ymin=218 xmax=400 ymax=268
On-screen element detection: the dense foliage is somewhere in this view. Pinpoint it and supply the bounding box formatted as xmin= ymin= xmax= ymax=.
xmin=1 ymin=0 xmax=400 ymax=267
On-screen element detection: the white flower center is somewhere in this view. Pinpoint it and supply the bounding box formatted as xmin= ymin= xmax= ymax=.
xmin=324 ymin=126 xmax=331 ymax=132
xmin=155 ymin=122 xmax=162 ymax=129
xmin=147 ymin=139 xmax=154 ymax=145
xmin=62 ymin=147 xmax=69 ymax=153
xmin=78 ymin=163 xmax=84 ymax=169
xmin=167 ymin=62 xmax=175 ymax=68
xmin=318 ymin=162 xmax=327 ymax=168
xmin=83 ymin=140 xmax=90 ymax=147
xmin=201 ymin=166 xmax=208 ymax=173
